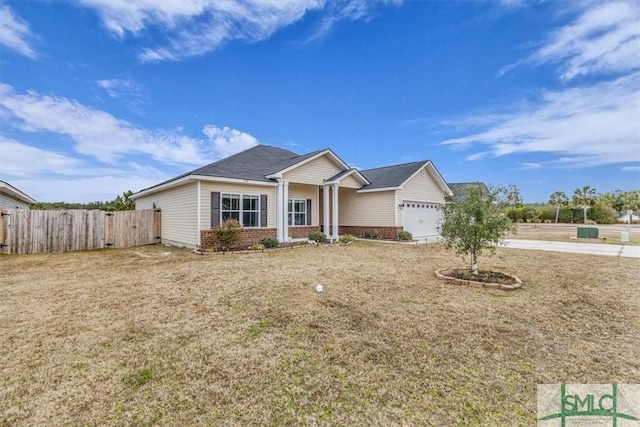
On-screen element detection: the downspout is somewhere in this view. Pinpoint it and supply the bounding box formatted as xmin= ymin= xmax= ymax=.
xmin=196 ymin=181 xmax=201 ymax=247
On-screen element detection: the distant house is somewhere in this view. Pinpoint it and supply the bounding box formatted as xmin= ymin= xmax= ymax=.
xmin=133 ymin=145 xmax=453 ymax=247
xmin=0 ymin=180 xmax=36 ymax=209
xmin=618 ymin=212 xmax=639 ymax=224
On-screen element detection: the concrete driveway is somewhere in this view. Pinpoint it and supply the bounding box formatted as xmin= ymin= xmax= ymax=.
xmin=503 ymin=239 xmax=640 ymax=259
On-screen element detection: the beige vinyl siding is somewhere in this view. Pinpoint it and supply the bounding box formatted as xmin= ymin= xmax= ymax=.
xmin=399 ymin=167 xmax=446 ymax=203
xmin=135 ymin=197 xmax=153 ymax=210
xmin=200 ymin=182 xmax=277 ymax=230
xmin=0 ymin=193 xmax=30 ymax=209
xmin=339 ymin=188 xmax=396 ymax=227
xmin=339 ymin=174 xmax=364 ymax=189
xmin=288 ymin=184 xmax=319 ymax=226
xmin=396 ymin=167 xmax=446 ymax=226
xmin=282 ymin=155 xmax=345 ymax=185
xmin=136 ymin=183 xmax=198 ymax=247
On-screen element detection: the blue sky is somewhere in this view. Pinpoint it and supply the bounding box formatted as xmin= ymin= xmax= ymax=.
xmin=0 ymin=0 xmax=638 ymax=203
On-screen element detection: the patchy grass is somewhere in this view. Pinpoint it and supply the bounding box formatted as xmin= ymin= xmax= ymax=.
xmin=513 ymin=224 xmax=640 ymax=245
xmin=1 ymin=242 xmax=638 ymax=426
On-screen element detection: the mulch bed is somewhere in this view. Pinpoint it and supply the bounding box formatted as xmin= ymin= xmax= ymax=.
xmin=435 ymin=268 xmax=523 ymax=290
xmin=445 ymin=269 xmax=519 ymax=285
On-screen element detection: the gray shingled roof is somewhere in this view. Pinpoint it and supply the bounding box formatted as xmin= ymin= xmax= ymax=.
xmin=325 ymin=168 xmax=356 ymax=182
xmin=190 ymin=145 xmax=306 ymax=182
xmin=138 ymin=145 xmax=313 ymax=192
xmin=137 ymin=145 xmax=440 ymax=195
xmin=359 ymin=161 xmax=427 ymax=190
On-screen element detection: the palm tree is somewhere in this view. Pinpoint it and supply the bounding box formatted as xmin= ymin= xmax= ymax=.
xmin=548 ymin=191 xmax=569 ymax=223
xmin=572 ymin=186 xmax=597 ymax=224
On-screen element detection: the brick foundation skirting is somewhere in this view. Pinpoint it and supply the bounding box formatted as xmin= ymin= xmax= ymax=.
xmin=288 ymin=225 xmax=321 ymax=239
xmin=339 ymin=225 xmax=404 ymax=240
xmin=201 ymin=225 xmax=401 ymax=248
xmin=200 ymin=228 xmax=277 ymax=249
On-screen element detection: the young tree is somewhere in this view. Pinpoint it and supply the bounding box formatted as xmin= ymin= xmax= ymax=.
xmin=572 ymin=186 xmax=597 ymax=224
xmin=108 ymin=190 xmax=135 ymax=211
xmin=548 ymin=191 xmax=569 ymax=223
xmin=438 ymin=183 xmax=516 ymax=275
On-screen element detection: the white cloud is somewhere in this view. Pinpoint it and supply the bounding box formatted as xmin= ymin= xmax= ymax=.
xmin=0 ymin=137 xmax=172 ymax=202
xmin=622 ymin=165 xmax=640 ymax=172
xmin=75 ymin=0 xmax=398 ymax=61
xmin=0 ymin=1 xmax=37 ymax=58
xmin=519 ymin=162 xmax=542 ymax=170
xmin=97 ymin=77 xmax=150 ymax=115
xmin=10 ymin=175 xmax=167 ymax=203
xmin=0 ymin=82 xmax=214 ymax=165
xmin=529 ymin=1 xmax=640 ymax=80
xmin=202 ymin=125 xmax=259 ymax=158
xmin=97 ymin=78 xmax=143 ymax=99
xmin=0 ymin=136 xmax=85 ymax=176
xmin=442 ymin=2 xmax=640 ymax=169
xmin=442 ymin=73 xmax=640 ymax=167
xmin=465 ymin=152 xmax=490 ymax=161
xmin=0 ymin=84 xmax=265 ymax=200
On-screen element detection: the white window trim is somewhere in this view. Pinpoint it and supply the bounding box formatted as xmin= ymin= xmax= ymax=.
xmin=288 ymin=198 xmax=307 ymax=227
xmin=221 ymin=192 xmax=261 ymax=228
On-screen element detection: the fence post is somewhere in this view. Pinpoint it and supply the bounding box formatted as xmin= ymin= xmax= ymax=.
xmin=0 ymin=209 xmax=5 ymax=254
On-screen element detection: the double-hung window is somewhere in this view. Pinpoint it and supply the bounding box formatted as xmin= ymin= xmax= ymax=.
xmin=242 ymin=195 xmax=259 ymax=227
xmin=288 ymin=199 xmax=307 ymax=226
xmin=221 ymin=193 xmax=259 ymax=227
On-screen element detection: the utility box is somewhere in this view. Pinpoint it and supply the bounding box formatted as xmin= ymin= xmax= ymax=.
xmin=577 ymin=227 xmax=599 ymax=239
xmin=620 ymin=232 xmax=630 ymax=243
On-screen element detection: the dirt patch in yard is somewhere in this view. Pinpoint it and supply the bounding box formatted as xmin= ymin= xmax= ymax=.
xmin=1 ymin=242 xmax=638 ymax=426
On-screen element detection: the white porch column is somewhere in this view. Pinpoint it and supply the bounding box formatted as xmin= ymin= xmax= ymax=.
xmin=331 ymin=183 xmax=339 ymax=241
xmin=282 ymin=180 xmax=289 ymax=242
xmin=323 ymin=185 xmax=330 ymax=236
xmin=276 ymin=181 xmax=284 ymax=242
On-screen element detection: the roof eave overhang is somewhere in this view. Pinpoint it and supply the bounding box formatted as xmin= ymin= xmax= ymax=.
xmin=324 ymin=169 xmax=370 ymax=186
xmin=132 ymin=175 xmax=277 ymax=199
xmin=357 ymin=186 xmax=401 ymax=193
xmin=0 ymin=182 xmax=36 ymax=204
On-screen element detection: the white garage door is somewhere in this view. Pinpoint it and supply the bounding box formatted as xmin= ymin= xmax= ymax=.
xmin=402 ymin=201 xmax=442 ymax=238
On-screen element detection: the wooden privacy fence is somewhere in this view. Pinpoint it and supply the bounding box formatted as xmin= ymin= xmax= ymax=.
xmin=0 ymin=209 xmax=161 ymax=254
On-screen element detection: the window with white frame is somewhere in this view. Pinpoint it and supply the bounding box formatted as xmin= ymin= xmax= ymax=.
xmin=288 ymin=199 xmax=307 ymax=226
xmin=222 ymin=193 xmax=259 ymax=227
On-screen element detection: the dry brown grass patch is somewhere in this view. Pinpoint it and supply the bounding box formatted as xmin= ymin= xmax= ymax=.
xmin=513 ymin=224 xmax=640 ymax=244
xmin=1 ymin=242 xmax=638 ymax=426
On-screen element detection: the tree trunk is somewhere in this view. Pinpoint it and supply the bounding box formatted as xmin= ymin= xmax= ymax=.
xmin=555 ymin=206 xmax=560 ymax=223
xmin=583 ymin=206 xmax=588 ymax=223
xmin=471 ymin=250 xmax=478 ymax=275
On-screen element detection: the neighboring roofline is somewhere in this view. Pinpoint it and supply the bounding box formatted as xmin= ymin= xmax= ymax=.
xmin=265 ymin=148 xmax=352 ymax=179
xmin=132 ymin=175 xmax=277 ymax=199
xmin=324 ymin=168 xmax=370 ymax=186
xmin=0 ymin=180 xmax=36 ymax=204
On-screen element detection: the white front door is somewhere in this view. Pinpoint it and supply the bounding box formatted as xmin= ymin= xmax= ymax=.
xmin=402 ymin=201 xmax=441 ymax=238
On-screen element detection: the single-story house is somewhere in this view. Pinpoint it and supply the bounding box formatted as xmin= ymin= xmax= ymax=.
xmin=132 ymin=145 xmax=452 ymax=248
xmin=0 ymin=180 xmax=36 ymax=209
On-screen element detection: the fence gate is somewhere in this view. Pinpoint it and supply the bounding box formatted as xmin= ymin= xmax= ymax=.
xmin=0 ymin=209 xmax=161 ymax=254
